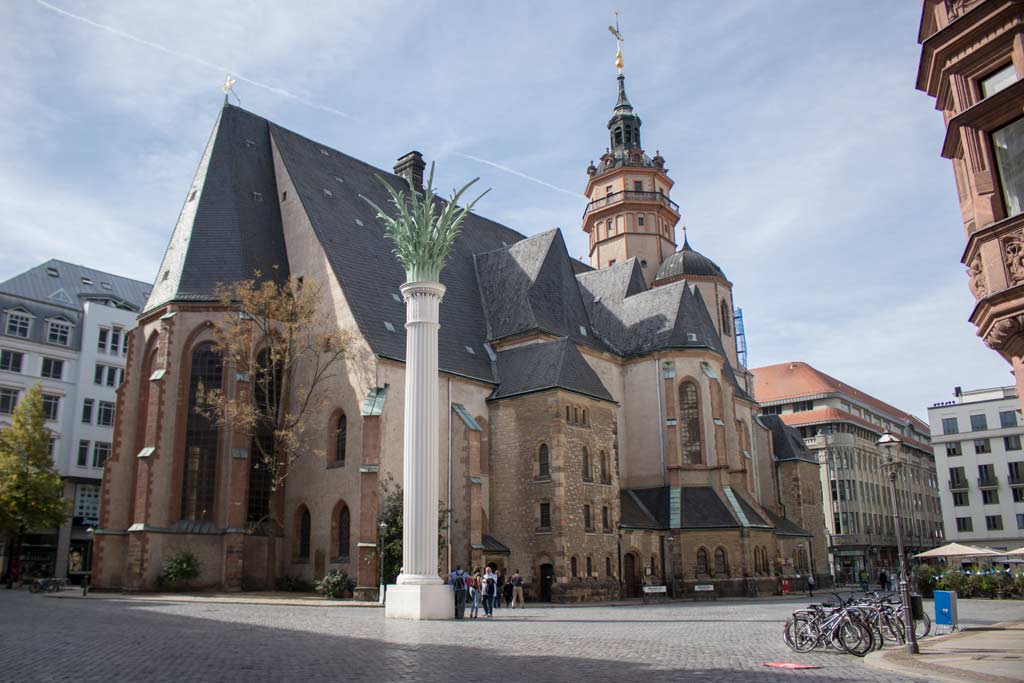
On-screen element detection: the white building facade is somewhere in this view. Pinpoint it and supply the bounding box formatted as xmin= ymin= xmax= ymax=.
xmin=929 ymin=386 xmax=1024 ymax=552
xmin=0 ymin=260 xmax=148 ymax=580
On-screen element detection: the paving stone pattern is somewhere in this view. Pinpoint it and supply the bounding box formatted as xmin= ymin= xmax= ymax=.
xmin=2 ymin=591 xmax=1023 ymax=682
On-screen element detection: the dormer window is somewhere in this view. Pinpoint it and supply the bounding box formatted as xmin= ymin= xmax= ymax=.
xmin=47 ymin=318 xmax=72 ymax=346
xmin=81 ymin=277 xmax=93 ymax=286
xmin=5 ymin=310 xmax=31 ymax=338
xmin=46 ymin=267 xmax=59 ymax=277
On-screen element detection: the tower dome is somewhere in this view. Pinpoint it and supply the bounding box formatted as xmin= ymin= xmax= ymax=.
xmin=653 ymin=237 xmax=727 ymax=284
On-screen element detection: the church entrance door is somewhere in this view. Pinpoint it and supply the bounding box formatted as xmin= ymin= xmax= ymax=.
xmin=539 ymin=563 xmax=554 ymax=602
xmin=623 ymin=553 xmax=641 ymax=598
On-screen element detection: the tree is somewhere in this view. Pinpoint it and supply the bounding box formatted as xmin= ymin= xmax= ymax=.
xmin=377 ymin=474 xmax=448 ymax=584
xmin=201 ymin=271 xmax=355 ymax=504
xmin=0 ymin=385 xmax=68 ymax=580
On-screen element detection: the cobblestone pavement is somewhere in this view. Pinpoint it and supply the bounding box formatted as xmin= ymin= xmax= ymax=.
xmin=3 ymin=590 xmax=1023 ymax=682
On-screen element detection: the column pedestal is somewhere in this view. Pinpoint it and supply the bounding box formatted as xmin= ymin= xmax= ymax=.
xmin=385 ymin=280 xmax=453 ymax=620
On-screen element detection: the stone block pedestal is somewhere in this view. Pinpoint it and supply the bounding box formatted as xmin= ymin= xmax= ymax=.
xmin=384 ymin=583 xmax=454 ymax=620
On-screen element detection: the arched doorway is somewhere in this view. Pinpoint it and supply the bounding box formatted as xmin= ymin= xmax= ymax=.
xmin=539 ymin=563 xmax=554 ymax=602
xmin=623 ymin=553 xmax=641 ymax=598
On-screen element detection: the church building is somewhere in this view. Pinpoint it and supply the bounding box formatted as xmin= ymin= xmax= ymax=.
xmin=93 ymin=55 xmax=827 ymax=600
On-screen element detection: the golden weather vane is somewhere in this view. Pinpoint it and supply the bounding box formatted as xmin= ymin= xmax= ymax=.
xmin=222 ymin=74 xmax=240 ymax=105
xmin=608 ymin=11 xmax=624 ymax=73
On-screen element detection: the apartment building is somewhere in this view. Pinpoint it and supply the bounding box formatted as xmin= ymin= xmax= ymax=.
xmin=0 ymin=260 xmax=149 ymax=580
xmin=752 ymin=362 xmax=943 ymax=582
xmin=929 ymin=385 xmax=1024 ymax=551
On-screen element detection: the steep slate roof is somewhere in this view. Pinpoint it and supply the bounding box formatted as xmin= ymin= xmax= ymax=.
xmin=654 ymin=238 xmax=729 ymax=283
xmin=620 ymin=489 xmax=665 ymax=529
xmin=147 ymin=106 xmax=290 ymax=311
xmin=758 ymin=414 xmax=819 ymax=463
xmin=622 ymin=486 xmax=748 ymax=530
xmin=148 ymin=104 xmax=748 ymax=392
xmin=490 ymin=338 xmax=613 ymax=402
xmin=764 ymin=509 xmax=814 ymax=538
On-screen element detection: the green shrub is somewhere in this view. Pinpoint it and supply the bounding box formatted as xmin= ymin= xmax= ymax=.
xmin=913 ymin=565 xmax=938 ymax=597
xmin=315 ymin=570 xmax=355 ymax=599
xmin=159 ymin=549 xmax=201 ymax=586
xmin=936 ymin=571 xmax=973 ymax=598
xmin=275 ymin=575 xmax=314 ymax=592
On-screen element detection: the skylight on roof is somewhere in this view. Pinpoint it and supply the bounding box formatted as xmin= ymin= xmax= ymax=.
xmin=46 ymin=267 xmax=59 ymax=277
xmin=384 ymin=321 xmax=396 ymax=333
xmin=465 ymin=345 xmax=475 ymax=355
xmin=244 ymin=139 xmax=255 ymax=148
xmin=100 ymin=282 xmax=112 ymax=291
xmin=391 ymin=293 xmax=401 ymax=303
xmin=320 ymin=149 xmax=329 ymax=156
xmin=81 ymin=277 xmax=93 ymax=286
xmin=323 ymin=188 xmax=332 ymax=198
xmin=252 ymin=191 xmax=263 ymax=203
xmin=354 ymin=218 xmax=363 ymax=227
xmin=578 ymin=325 xmax=587 ymax=337
xmin=335 ymin=176 xmax=344 ymax=183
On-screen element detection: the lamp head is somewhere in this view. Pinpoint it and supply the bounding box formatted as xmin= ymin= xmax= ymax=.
xmin=877 ymin=431 xmax=902 ymax=466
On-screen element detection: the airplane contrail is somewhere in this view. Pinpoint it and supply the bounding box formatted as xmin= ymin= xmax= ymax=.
xmin=34 ymin=0 xmax=584 ymax=199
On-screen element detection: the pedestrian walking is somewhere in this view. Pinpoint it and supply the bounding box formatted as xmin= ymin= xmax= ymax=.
xmin=878 ymin=569 xmax=889 ymax=592
xmin=807 ymin=573 xmax=815 ymax=597
xmin=482 ymin=567 xmax=497 ymax=617
xmin=503 ymin=575 xmax=513 ymax=607
xmin=511 ymin=569 xmax=525 ymax=608
xmin=469 ymin=570 xmax=482 ymax=618
xmin=449 ymin=565 xmax=468 ymax=619
xmin=494 ymin=569 xmax=504 ymax=608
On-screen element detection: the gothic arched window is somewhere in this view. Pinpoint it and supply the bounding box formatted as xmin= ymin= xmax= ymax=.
xmin=181 ymin=343 xmax=223 ymax=522
xmin=538 ymin=444 xmax=550 ymax=478
xmin=600 ymin=450 xmax=609 ymax=484
xmin=338 ymin=504 xmax=350 ymax=561
xmin=586 ymin=556 xmax=593 ymax=578
xmin=721 ymin=300 xmax=731 ymax=336
xmin=714 ymin=547 xmax=728 ymax=576
xmin=696 ymin=548 xmax=709 ymax=575
xmin=571 ymin=556 xmax=578 ymax=578
xmin=296 ymin=505 xmax=311 ymax=560
xmin=335 ymin=413 xmax=347 ymax=465
xmin=582 ymin=447 xmax=591 ymax=482
xmin=678 ymin=381 xmax=702 ymax=464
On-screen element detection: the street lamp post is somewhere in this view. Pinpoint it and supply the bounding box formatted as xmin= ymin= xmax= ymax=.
xmin=877 ymin=431 xmax=919 ymax=655
xmin=378 ymin=521 xmax=388 ymax=604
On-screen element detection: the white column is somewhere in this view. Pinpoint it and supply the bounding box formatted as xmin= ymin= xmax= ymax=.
xmin=386 ymin=280 xmax=454 ymax=619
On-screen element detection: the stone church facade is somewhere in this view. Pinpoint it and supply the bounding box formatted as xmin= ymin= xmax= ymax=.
xmin=93 ymin=70 xmax=827 ymax=600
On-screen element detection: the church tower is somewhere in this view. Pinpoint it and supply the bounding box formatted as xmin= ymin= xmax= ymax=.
xmin=583 ymin=34 xmax=680 ymax=285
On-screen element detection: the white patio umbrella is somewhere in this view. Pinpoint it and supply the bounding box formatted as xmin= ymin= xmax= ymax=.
xmin=913 ymin=542 xmax=1000 ymax=559
xmin=1004 ymin=546 xmax=1024 ymax=557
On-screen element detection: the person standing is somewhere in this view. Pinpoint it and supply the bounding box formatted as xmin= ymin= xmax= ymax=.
xmin=449 ymin=565 xmax=468 ymax=619
xmin=511 ymin=569 xmax=525 ymax=608
xmin=878 ymin=569 xmax=889 ymax=592
xmin=494 ymin=568 xmax=504 ymax=609
xmin=503 ymin=574 xmax=514 ymax=608
xmin=807 ymin=573 xmax=816 ymax=598
xmin=469 ymin=570 xmax=482 ymax=619
xmin=482 ymin=566 xmax=497 ymax=617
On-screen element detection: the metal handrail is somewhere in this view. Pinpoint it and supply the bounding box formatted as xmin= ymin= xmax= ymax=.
xmin=583 ymin=190 xmax=679 ymax=217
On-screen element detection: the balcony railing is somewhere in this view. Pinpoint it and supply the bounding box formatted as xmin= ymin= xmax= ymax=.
xmin=583 ymin=190 xmax=680 ymax=217
xmin=977 ymin=476 xmax=1000 ymax=490
xmin=948 ymin=479 xmax=969 ymax=492
xmin=1009 ymin=472 xmax=1024 ymax=486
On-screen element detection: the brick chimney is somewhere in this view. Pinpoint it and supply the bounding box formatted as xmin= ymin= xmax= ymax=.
xmin=394 ymin=151 xmax=425 ymax=192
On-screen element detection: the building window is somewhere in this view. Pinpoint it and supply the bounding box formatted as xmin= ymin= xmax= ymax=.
xmin=679 ymin=381 xmax=702 ymax=465
xmin=606 ymin=557 xmax=612 ymax=577
xmin=296 ymin=506 xmax=311 ymax=560
xmin=92 ymin=442 xmax=111 ymax=467
xmin=97 ymin=401 xmax=115 ymax=427
xmin=538 ymin=444 xmax=550 ymax=478
xmin=1005 ymin=435 xmax=1021 ymax=451
xmin=0 ymin=387 xmax=18 ymax=414
xmin=713 ymin=548 xmax=728 ymax=576
xmin=74 ymin=484 xmax=100 ymax=522
xmin=41 ymin=394 xmax=60 ymax=421
xmin=97 ymin=328 xmax=109 ymax=353
xmin=982 ymin=489 xmax=1000 ymax=505
xmin=47 ymin=320 xmax=71 ymax=346
xmin=637 ymin=215 xmax=645 ymax=228
xmin=975 ymin=439 xmax=991 ymax=454
xmin=570 ymin=556 xmax=578 ymax=579
xmin=586 ymin=556 xmax=593 ymax=577
xmin=5 ymin=311 xmax=30 ymax=338
xmin=762 ymin=404 xmax=782 ymax=416
xmin=993 ymin=117 xmax=1024 ymax=218
xmin=946 ymin=442 xmax=962 ymax=457
xmin=1018 ymin=513 xmax=1024 ymax=530
xmin=952 ymin=490 xmax=969 ymax=507
xmin=77 ymin=440 xmax=90 ymax=467
xmin=1000 ymin=410 xmax=1019 ymax=428
xmin=582 ymin=447 xmax=591 ymax=482
xmin=1010 ymin=461 xmax=1023 ymax=482
xmin=602 ymin=505 xmax=610 ymax=531
xmin=584 ymin=504 xmax=593 ymax=532
xmin=720 ymin=301 xmax=731 ymax=336
xmin=600 ymin=451 xmax=610 ymax=484
xmin=81 ymin=398 xmax=93 ymax=424
xmin=539 ymin=502 xmax=551 ymax=530
xmin=335 ymin=413 xmax=347 ymax=464
xmin=337 ymin=505 xmax=351 ymax=561
xmin=110 ymin=327 xmax=122 ymax=355
xmin=696 ymin=547 xmax=709 ymax=575
xmin=942 ymin=417 xmax=959 ymax=435
xmin=181 ymin=344 xmax=223 ymax=522
xmin=981 ymin=63 xmax=1017 ymax=99
xmin=793 ymin=400 xmax=814 ymax=412
xmin=970 ymin=414 xmax=988 ymax=431
xmin=956 ymin=516 xmax=973 ymax=532
xmin=0 ymin=349 xmax=23 ymax=372
xmin=40 ymin=357 xmax=62 ymax=380
xmin=986 ymin=515 xmax=1004 ymax=531
xmin=1015 ymin=488 xmax=1024 ymax=503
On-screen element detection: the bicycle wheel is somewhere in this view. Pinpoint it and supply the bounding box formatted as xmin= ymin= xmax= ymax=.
xmin=786 ymin=616 xmax=819 ymax=653
xmin=881 ymin=613 xmax=905 ymax=644
xmin=837 ymin=618 xmax=874 ymax=657
xmin=914 ymin=611 xmax=931 ymax=639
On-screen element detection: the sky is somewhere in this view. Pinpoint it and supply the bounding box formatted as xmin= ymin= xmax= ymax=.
xmin=0 ymin=1 xmax=1010 ymax=421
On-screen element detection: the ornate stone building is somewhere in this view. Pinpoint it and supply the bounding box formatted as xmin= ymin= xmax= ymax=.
xmin=917 ymin=0 xmax=1024 ymax=407
xmin=93 ymin=65 xmax=827 ymax=600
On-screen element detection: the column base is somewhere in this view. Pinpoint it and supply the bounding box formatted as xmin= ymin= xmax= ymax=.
xmin=384 ymin=583 xmax=454 ymax=620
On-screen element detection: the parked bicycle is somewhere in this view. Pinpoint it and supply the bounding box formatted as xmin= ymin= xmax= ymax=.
xmin=29 ymin=577 xmax=69 ymax=593
xmin=783 ymin=591 xmax=929 ymax=657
